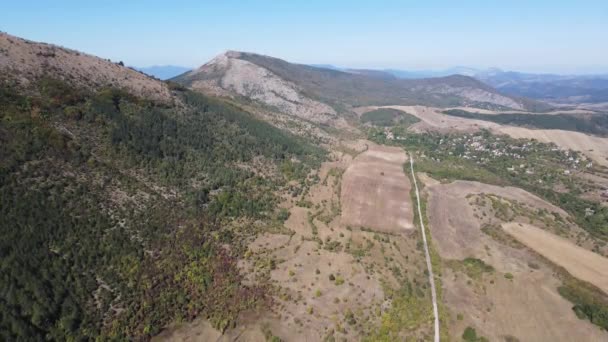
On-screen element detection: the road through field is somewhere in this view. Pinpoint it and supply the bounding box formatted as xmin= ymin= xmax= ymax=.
xmin=409 ymin=155 xmax=440 ymax=342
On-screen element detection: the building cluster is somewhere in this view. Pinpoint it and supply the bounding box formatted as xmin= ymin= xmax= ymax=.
xmin=435 ymin=133 xmax=587 ymax=175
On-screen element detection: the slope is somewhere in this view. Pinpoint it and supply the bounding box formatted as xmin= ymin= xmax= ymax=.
xmin=0 ymin=32 xmax=172 ymax=103
xmin=0 ymin=33 xmax=324 ymax=341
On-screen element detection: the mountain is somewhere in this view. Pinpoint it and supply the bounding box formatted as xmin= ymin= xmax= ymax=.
xmin=0 ymin=32 xmax=323 ymax=340
xmin=174 ymin=51 xmax=340 ymax=123
xmin=380 ymin=64 xmax=608 ymax=105
xmin=474 ymin=70 xmax=608 ymax=105
xmin=344 ymin=68 xmax=397 ymax=80
xmin=383 ymin=66 xmax=480 ymax=79
xmin=309 ymin=63 xmax=343 ymax=71
xmin=174 ymin=51 xmax=541 ymax=118
xmin=327 ymin=62 xmax=608 ymax=107
xmin=136 ymin=65 xmax=191 ymax=80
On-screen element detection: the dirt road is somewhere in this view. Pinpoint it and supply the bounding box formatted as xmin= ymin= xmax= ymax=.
xmin=410 ymin=156 xmax=440 ymax=342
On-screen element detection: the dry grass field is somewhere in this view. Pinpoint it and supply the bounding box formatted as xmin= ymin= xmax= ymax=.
xmin=503 ymin=222 xmax=608 ymax=293
xmin=422 ymin=178 xmax=608 ymax=341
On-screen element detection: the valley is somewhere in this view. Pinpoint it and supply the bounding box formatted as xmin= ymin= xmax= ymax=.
xmin=2 ymin=29 xmax=608 ymax=342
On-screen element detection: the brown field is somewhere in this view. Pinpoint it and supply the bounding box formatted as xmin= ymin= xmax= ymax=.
xmin=425 ymin=180 xmax=568 ymax=260
xmin=340 ymin=143 xmax=414 ymax=234
xmin=503 ymin=222 xmax=608 ymax=293
xmin=422 ymin=178 xmax=608 ymax=341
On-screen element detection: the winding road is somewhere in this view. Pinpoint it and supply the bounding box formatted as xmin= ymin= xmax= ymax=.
xmin=409 ymin=155 xmax=440 ymax=342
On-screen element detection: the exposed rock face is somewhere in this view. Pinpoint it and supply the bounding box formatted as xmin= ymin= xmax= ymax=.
xmin=185 ymin=51 xmax=337 ymax=123
xmin=0 ymin=32 xmax=172 ymax=102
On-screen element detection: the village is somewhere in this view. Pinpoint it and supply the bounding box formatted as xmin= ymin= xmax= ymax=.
xmin=381 ymin=127 xmax=608 ymax=202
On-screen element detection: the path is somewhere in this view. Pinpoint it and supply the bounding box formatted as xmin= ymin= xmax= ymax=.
xmin=409 ymin=155 xmax=440 ymax=342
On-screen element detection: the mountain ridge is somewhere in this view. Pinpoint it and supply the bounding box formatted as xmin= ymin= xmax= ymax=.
xmin=323 ymin=64 xmax=608 ymax=106
xmin=174 ymin=51 xmax=546 ymax=120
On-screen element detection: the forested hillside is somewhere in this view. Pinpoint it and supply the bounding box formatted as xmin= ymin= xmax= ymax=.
xmin=443 ymin=109 xmax=608 ymax=137
xmin=0 ymin=75 xmax=324 ymax=340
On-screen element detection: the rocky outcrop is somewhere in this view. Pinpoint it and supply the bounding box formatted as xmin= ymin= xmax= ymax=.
xmin=183 ymin=51 xmax=337 ymax=123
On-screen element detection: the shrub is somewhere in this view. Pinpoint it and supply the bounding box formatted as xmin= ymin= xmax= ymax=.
xmin=462 ymin=326 xmax=477 ymax=341
xmin=277 ymin=208 xmax=291 ymax=222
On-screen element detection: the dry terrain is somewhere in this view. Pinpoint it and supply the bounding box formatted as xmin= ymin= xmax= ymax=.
xmin=382 ymin=105 xmax=500 ymax=133
xmin=0 ymin=32 xmax=172 ymax=102
xmin=181 ymin=51 xmax=337 ymax=123
xmin=422 ymin=178 xmax=608 ymax=341
xmin=340 ymin=143 xmax=415 ymax=234
xmin=157 ymin=141 xmax=433 ymax=341
xmin=503 ymin=222 xmax=608 ymax=293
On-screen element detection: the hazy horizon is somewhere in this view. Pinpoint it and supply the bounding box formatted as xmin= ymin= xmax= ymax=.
xmin=2 ymin=0 xmax=607 ymax=74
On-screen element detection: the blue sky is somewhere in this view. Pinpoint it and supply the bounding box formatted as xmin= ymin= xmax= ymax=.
xmin=1 ymin=1 xmax=607 ymax=73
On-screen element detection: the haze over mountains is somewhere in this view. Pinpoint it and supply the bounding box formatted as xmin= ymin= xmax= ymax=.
xmin=308 ymin=64 xmax=608 ymax=107
xmin=130 ymin=60 xmax=608 ymax=109
xmin=129 ymin=58 xmax=608 ymax=109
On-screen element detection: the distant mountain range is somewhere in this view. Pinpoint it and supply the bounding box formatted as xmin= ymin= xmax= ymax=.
xmin=137 ymin=62 xmax=608 ymax=106
xmin=310 ymin=64 xmax=608 ymax=106
xmin=474 ymin=69 xmax=608 ymax=105
xmin=136 ymin=65 xmax=191 ymax=80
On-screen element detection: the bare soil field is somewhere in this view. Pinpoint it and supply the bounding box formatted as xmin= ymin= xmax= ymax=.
xmin=422 ymin=178 xmax=608 ymax=341
xmin=503 ymin=222 xmax=608 ymax=293
xmin=340 ymin=143 xmax=414 ymax=234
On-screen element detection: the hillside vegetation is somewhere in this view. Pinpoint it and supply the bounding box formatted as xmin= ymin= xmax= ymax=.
xmin=360 ymin=108 xmax=420 ymax=127
xmin=444 ymin=109 xmax=608 ymax=136
xmin=0 ymin=76 xmax=324 ymax=340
